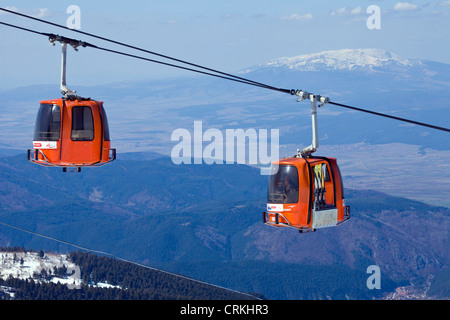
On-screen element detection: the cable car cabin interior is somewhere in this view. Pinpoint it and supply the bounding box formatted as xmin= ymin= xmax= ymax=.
xmin=264 ymin=156 xmax=350 ymax=233
xmin=28 ymin=98 xmax=116 ymax=171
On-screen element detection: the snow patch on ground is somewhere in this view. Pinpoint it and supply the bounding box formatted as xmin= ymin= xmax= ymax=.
xmin=0 ymin=251 xmax=120 ymax=297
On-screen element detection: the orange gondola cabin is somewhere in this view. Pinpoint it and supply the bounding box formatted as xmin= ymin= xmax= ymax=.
xmin=263 ymin=156 xmax=350 ymax=233
xmin=27 ymin=36 xmax=115 ymax=171
xmin=27 ymin=98 xmax=115 ymax=171
xmin=263 ymin=91 xmax=350 ymax=232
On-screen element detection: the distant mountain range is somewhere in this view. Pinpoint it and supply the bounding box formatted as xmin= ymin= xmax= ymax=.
xmin=246 ymin=48 xmax=421 ymax=72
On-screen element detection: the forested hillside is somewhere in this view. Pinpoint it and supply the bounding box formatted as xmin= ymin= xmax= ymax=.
xmin=0 ymin=153 xmax=448 ymax=300
xmin=0 ymin=248 xmax=258 ymax=300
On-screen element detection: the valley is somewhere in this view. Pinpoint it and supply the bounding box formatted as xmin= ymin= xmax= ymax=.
xmin=0 ymin=151 xmax=448 ymax=299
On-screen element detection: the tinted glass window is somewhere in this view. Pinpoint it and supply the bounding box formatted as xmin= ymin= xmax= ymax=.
xmin=34 ymin=104 xmax=61 ymax=141
xmin=101 ymin=105 xmax=110 ymax=141
xmin=71 ymin=106 xmax=94 ymax=141
xmin=267 ymin=165 xmax=299 ymax=204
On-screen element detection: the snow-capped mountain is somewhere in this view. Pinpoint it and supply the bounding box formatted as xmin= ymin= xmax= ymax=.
xmin=258 ymin=48 xmax=421 ymax=71
xmin=237 ymin=48 xmax=450 ymax=98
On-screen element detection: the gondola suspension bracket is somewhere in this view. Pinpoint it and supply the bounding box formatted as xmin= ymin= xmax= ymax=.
xmin=292 ymin=90 xmax=329 ymax=157
xmin=46 ymin=33 xmax=92 ymax=99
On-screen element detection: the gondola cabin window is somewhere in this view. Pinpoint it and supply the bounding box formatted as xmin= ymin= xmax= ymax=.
xmin=34 ymin=104 xmax=61 ymax=141
xmin=267 ymin=165 xmax=299 ymax=204
xmin=71 ymin=106 xmax=94 ymax=141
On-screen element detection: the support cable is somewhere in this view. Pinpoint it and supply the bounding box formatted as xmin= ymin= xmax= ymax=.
xmin=0 ymin=21 xmax=289 ymax=92
xmin=0 ymin=7 xmax=290 ymax=93
xmin=0 ymin=220 xmax=260 ymax=300
xmin=1 ymin=17 xmax=449 ymax=134
xmin=328 ymin=101 xmax=450 ymax=133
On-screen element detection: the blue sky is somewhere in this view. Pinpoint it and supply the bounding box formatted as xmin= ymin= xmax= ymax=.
xmin=0 ymin=0 xmax=449 ymax=89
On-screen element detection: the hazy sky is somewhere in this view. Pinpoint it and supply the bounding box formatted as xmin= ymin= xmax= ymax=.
xmin=0 ymin=0 xmax=449 ymax=89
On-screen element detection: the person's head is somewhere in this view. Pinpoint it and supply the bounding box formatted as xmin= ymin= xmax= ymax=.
xmin=284 ymin=176 xmax=290 ymax=189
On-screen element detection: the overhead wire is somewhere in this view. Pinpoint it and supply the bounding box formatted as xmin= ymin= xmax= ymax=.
xmin=328 ymin=101 xmax=450 ymax=133
xmin=0 ymin=7 xmax=290 ymax=94
xmin=0 ymin=220 xmax=261 ymax=300
xmin=0 ymin=21 xmax=287 ymax=93
xmin=94 ymin=45 xmax=289 ymax=91
xmin=1 ymin=6 xmax=450 ymax=134
xmin=0 ymin=20 xmax=46 ymax=36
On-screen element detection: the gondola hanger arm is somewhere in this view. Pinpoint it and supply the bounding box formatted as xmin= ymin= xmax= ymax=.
xmin=45 ymin=33 xmax=95 ymax=99
xmin=292 ymin=90 xmax=329 ymax=157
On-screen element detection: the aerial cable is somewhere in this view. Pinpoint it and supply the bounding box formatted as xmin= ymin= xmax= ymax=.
xmin=1 ymin=18 xmax=450 ymax=134
xmin=0 ymin=20 xmax=47 ymax=36
xmin=94 ymin=45 xmax=289 ymax=91
xmin=0 ymin=6 xmax=290 ymax=94
xmin=0 ymin=20 xmax=290 ymax=93
xmin=0 ymin=220 xmax=261 ymax=300
xmin=328 ymin=101 xmax=450 ymax=133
